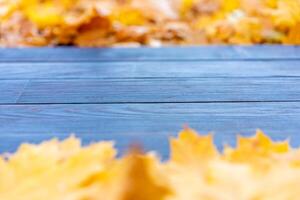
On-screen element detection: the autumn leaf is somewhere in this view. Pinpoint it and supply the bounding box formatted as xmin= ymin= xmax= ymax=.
xmin=170 ymin=127 xmax=218 ymax=165
xmin=1 ymin=129 xmax=300 ymax=199
xmin=2 ymin=0 xmax=300 ymax=46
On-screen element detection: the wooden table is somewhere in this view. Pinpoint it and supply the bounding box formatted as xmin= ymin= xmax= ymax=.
xmin=1 ymin=46 xmax=300 ymax=158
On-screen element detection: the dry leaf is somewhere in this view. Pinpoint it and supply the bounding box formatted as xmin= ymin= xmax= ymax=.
xmin=1 ymin=128 xmax=300 ymax=199
xmin=1 ymin=0 xmax=300 ymax=46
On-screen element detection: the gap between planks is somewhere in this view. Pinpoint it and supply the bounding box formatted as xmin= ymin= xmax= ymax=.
xmin=1 ymin=100 xmax=300 ymax=106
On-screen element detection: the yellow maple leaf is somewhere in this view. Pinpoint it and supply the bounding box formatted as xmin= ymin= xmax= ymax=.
xmin=22 ymin=2 xmax=63 ymax=27
xmin=221 ymin=0 xmax=240 ymax=13
xmin=180 ymin=0 xmax=194 ymax=17
xmin=1 ymin=128 xmax=300 ymax=200
xmin=224 ymin=130 xmax=290 ymax=167
xmin=120 ymin=149 xmax=171 ymax=200
xmin=170 ymin=128 xmax=218 ymax=165
xmin=270 ymin=0 xmax=300 ymax=28
xmin=284 ymin=23 xmax=300 ymax=44
xmin=111 ymin=7 xmax=146 ymax=26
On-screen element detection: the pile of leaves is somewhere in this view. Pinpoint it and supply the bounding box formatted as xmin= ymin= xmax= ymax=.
xmin=0 ymin=0 xmax=300 ymax=47
xmin=1 ymin=128 xmax=300 ymax=200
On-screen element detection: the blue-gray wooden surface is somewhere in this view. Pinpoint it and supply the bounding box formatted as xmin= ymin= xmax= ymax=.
xmin=1 ymin=46 xmax=300 ymax=158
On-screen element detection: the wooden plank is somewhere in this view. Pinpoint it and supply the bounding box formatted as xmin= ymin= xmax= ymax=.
xmin=1 ymin=46 xmax=300 ymax=62
xmin=1 ymin=60 xmax=300 ymax=80
xmin=0 ymin=102 xmax=299 ymax=157
xmin=15 ymin=77 xmax=300 ymax=104
xmin=0 ymin=80 xmax=29 ymax=103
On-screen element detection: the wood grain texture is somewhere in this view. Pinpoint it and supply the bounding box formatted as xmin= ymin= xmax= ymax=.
xmin=1 ymin=46 xmax=300 ymax=62
xmin=0 ymin=60 xmax=300 ymax=79
xmin=1 ymin=47 xmax=300 ymax=157
xmin=14 ymin=77 xmax=300 ymax=104
xmin=0 ymin=102 xmax=299 ymax=157
xmin=0 ymin=80 xmax=29 ymax=103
